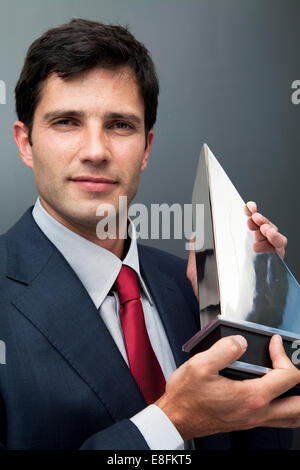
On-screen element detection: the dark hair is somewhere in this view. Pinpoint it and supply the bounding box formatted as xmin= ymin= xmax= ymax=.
xmin=15 ymin=18 xmax=159 ymax=145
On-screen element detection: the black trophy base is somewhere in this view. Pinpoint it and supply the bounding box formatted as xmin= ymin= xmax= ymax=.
xmin=183 ymin=318 xmax=300 ymax=397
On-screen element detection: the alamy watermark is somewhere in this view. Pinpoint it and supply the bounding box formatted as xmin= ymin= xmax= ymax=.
xmin=0 ymin=340 xmax=5 ymax=365
xmin=0 ymin=80 xmax=6 ymax=104
xmin=291 ymin=80 xmax=300 ymax=105
xmin=291 ymin=340 xmax=300 ymax=365
xmin=95 ymin=197 xmax=204 ymax=250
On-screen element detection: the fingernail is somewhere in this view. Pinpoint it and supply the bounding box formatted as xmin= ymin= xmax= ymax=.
xmin=274 ymin=334 xmax=283 ymax=345
xmin=245 ymin=204 xmax=252 ymax=216
xmin=235 ymin=335 xmax=248 ymax=351
xmin=246 ymin=201 xmax=256 ymax=213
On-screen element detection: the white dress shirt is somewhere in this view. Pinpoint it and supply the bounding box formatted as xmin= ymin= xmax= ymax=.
xmin=32 ymin=198 xmax=186 ymax=450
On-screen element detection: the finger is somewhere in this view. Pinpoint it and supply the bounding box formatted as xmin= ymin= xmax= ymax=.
xmin=244 ymin=201 xmax=257 ymax=216
xmin=253 ymin=224 xmax=286 ymax=247
xmin=247 ymin=336 xmax=300 ymax=402
xmin=254 ymin=229 xmax=267 ymax=242
xmin=253 ymin=236 xmax=285 ymax=250
xmin=247 ymin=217 xmax=260 ymax=231
xmin=263 ymin=395 xmax=300 ymax=428
xmin=269 ymin=334 xmax=295 ymax=370
xmin=193 ymin=335 xmax=248 ymax=375
xmin=248 ymin=216 xmax=278 ymax=234
xmin=247 ymin=366 xmax=300 ymax=403
xmin=260 ymin=225 xmax=287 ymax=249
xmin=255 ymin=226 xmax=287 ymax=258
xmin=259 ymin=224 xmax=277 ymax=238
xmin=251 ymin=212 xmax=277 ymax=230
xmin=253 ymin=240 xmax=285 ymax=258
xmin=253 ymin=240 xmax=277 ymax=253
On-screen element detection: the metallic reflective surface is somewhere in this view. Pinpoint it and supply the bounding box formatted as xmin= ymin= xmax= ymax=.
xmin=192 ymin=144 xmax=300 ymax=336
xmin=227 ymin=360 xmax=271 ymax=376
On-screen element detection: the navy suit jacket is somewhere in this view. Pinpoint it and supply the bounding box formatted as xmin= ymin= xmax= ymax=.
xmin=0 ymin=208 xmax=293 ymax=449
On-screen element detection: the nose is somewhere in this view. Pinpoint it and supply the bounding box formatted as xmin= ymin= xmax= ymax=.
xmin=78 ymin=124 xmax=111 ymax=164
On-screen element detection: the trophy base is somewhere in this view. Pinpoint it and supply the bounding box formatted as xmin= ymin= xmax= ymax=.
xmin=182 ymin=316 xmax=300 ymax=397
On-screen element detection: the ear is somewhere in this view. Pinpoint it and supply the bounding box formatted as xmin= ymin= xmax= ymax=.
xmin=13 ymin=121 xmax=34 ymax=169
xmin=141 ymin=130 xmax=154 ymax=172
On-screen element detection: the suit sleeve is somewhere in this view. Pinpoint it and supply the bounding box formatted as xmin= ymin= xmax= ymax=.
xmin=79 ymin=419 xmax=149 ymax=450
xmin=0 ymin=386 xmax=148 ymax=451
xmin=0 ymin=411 xmax=149 ymax=450
xmin=0 ymin=394 xmax=7 ymax=450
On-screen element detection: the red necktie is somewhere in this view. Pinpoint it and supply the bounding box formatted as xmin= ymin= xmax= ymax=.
xmin=115 ymin=265 xmax=166 ymax=405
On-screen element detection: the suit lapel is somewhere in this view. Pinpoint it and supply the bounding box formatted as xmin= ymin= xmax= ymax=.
xmin=7 ymin=209 xmax=146 ymax=421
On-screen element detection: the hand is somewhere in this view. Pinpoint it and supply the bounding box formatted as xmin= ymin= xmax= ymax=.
xmin=245 ymin=201 xmax=287 ymax=259
xmin=155 ymin=334 xmax=300 ymax=441
xmin=186 ymin=201 xmax=288 ymax=299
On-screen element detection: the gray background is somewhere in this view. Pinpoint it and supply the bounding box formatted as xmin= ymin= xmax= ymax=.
xmin=0 ymin=0 xmax=300 ymax=448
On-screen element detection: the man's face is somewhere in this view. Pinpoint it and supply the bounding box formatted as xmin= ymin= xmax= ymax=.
xmin=15 ymin=66 xmax=153 ymax=230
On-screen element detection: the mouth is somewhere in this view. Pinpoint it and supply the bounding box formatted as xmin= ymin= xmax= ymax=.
xmin=70 ymin=176 xmax=118 ymax=192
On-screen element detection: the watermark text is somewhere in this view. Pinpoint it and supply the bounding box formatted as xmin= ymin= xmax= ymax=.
xmin=95 ymin=197 xmax=204 ymax=250
xmin=0 ymin=80 xmax=6 ymax=104
xmin=0 ymin=340 xmax=6 ymax=365
xmin=291 ymin=80 xmax=300 ymax=105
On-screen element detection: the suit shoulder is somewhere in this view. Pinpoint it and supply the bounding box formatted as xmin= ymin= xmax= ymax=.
xmin=137 ymin=244 xmax=192 ymax=294
xmin=138 ymin=243 xmax=187 ymax=273
xmin=138 ymin=243 xmax=199 ymax=323
xmin=0 ymin=233 xmax=8 ymax=274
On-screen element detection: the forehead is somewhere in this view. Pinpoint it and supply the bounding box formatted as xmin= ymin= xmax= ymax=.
xmin=35 ymin=66 xmax=144 ymax=117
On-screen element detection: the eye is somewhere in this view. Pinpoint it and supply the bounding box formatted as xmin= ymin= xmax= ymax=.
xmin=116 ymin=122 xmax=130 ymax=128
xmin=53 ymin=119 xmax=78 ymax=127
xmin=110 ymin=121 xmax=134 ymax=130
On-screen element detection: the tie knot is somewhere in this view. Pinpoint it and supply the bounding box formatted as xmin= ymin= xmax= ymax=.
xmin=115 ymin=265 xmax=140 ymax=304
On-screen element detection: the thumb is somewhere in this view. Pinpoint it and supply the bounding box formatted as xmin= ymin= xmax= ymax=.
xmin=269 ymin=334 xmax=294 ymax=369
xmin=186 ymin=234 xmax=198 ymax=299
xmin=255 ymin=334 xmax=300 ymax=401
xmin=195 ymin=335 xmax=248 ymax=375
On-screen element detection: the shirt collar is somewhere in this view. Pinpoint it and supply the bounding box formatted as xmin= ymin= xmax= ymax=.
xmin=32 ymin=198 xmax=153 ymax=309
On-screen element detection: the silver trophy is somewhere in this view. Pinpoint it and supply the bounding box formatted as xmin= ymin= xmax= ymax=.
xmin=183 ymin=144 xmax=300 ymax=394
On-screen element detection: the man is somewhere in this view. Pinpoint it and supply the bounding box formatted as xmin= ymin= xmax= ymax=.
xmin=0 ymin=18 xmax=298 ymax=450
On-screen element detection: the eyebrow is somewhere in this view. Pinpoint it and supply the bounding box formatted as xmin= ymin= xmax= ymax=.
xmin=106 ymin=112 xmax=142 ymax=125
xmin=42 ymin=110 xmax=143 ymax=125
xmin=42 ymin=110 xmax=84 ymax=122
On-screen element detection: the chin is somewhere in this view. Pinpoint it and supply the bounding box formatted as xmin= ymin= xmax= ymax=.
xmin=50 ymin=202 xmax=99 ymax=228
xmin=67 ymin=210 xmax=102 ymax=228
